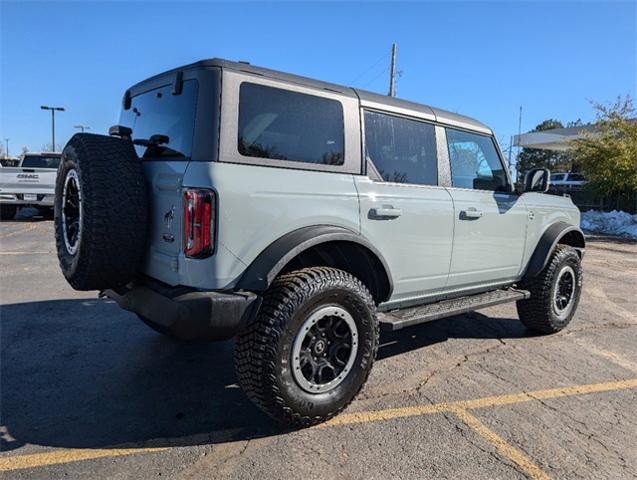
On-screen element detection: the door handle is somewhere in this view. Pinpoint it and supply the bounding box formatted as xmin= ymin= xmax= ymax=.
xmin=460 ymin=208 xmax=483 ymax=220
xmin=369 ymin=206 xmax=402 ymax=219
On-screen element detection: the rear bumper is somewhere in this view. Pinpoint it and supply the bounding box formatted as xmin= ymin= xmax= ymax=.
xmin=0 ymin=193 xmax=55 ymax=207
xmin=104 ymin=279 xmax=261 ymax=341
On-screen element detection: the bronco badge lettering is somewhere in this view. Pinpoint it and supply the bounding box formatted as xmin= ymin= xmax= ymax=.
xmin=162 ymin=206 xmax=175 ymax=243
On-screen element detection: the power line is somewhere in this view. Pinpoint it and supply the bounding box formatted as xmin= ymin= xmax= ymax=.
xmin=360 ymin=66 xmax=390 ymax=89
xmin=350 ymin=51 xmax=391 ymax=85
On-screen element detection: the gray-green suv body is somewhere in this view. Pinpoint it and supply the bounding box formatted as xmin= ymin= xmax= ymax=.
xmin=54 ymin=59 xmax=584 ymax=426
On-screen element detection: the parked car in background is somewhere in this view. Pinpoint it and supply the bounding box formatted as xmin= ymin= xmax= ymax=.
xmin=0 ymin=152 xmax=61 ymax=219
xmin=550 ymin=172 xmax=588 ymax=188
xmin=0 ymin=157 xmax=21 ymax=167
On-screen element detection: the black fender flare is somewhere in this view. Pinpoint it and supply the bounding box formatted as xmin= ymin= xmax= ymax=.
xmin=236 ymin=225 xmax=394 ymax=299
xmin=523 ymin=221 xmax=585 ymax=279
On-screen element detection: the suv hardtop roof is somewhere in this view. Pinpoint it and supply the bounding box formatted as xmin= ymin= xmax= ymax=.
xmin=127 ymin=58 xmax=492 ymax=135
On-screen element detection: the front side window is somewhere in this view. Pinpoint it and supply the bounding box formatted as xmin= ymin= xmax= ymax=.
xmin=446 ymin=128 xmax=508 ymax=191
xmin=120 ymin=80 xmax=198 ymax=159
xmin=364 ymin=110 xmax=438 ymax=186
xmin=551 ymin=174 xmax=565 ymax=182
xmin=238 ymin=83 xmax=344 ymax=166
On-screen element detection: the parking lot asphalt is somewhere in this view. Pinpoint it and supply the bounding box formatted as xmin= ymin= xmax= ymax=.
xmin=1 ymin=215 xmax=636 ymax=479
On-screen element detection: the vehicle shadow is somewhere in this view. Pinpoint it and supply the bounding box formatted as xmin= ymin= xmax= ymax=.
xmin=377 ymin=310 xmax=530 ymax=360
xmin=3 ymin=207 xmax=53 ymax=222
xmin=0 ymin=298 xmax=530 ymax=452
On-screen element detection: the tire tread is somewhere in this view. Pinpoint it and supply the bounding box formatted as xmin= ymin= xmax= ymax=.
xmin=234 ymin=267 xmax=379 ymax=427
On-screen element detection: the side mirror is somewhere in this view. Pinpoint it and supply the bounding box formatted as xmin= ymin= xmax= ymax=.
xmin=523 ymin=168 xmax=550 ymax=193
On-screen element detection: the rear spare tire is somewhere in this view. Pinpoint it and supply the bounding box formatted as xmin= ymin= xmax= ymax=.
xmin=55 ymin=133 xmax=148 ymax=291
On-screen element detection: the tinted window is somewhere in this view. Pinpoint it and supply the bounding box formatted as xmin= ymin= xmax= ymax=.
xmin=238 ymin=83 xmax=344 ymax=165
xmin=569 ymin=173 xmax=586 ymax=181
xmin=21 ymin=155 xmax=60 ymax=169
xmin=446 ymin=129 xmax=508 ymax=191
xmin=364 ymin=110 xmax=438 ymax=185
xmin=551 ymin=174 xmax=565 ymax=181
xmin=120 ymin=80 xmax=198 ymax=159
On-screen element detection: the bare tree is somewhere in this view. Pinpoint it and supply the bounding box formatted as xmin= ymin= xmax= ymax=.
xmin=41 ymin=143 xmax=64 ymax=152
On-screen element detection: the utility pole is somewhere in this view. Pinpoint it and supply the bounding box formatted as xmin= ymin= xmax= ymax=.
xmin=3 ymin=138 xmax=8 ymax=158
xmin=508 ymin=136 xmax=513 ymax=171
xmin=73 ymin=125 xmax=90 ymax=133
xmin=40 ymin=105 xmax=65 ymax=152
xmin=388 ymin=43 xmax=397 ymax=97
xmin=509 ymin=106 xmax=523 ymax=177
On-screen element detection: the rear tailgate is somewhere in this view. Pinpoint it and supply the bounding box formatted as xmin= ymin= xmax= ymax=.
xmin=141 ymin=162 xmax=187 ymax=285
xmin=0 ymin=167 xmax=57 ymax=195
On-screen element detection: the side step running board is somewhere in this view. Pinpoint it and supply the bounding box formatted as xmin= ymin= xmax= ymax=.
xmin=379 ymin=288 xmax=530 ymax=331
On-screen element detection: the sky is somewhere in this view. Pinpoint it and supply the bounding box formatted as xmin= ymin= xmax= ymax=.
xmin=1 ymin=0 xmax=635 ymax=164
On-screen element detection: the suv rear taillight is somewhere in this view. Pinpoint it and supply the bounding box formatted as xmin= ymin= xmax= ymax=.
xmin=183 ymin=189 xmax=215 ymax=258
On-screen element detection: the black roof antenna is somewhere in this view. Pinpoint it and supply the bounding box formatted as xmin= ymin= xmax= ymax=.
xmin=123 ymin=90 xmax=132 ymax=110
xmin=172 ymin=71 xmax=183 ymax=95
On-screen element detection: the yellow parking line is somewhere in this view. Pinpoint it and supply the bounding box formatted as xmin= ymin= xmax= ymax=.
xmin=1 ymin=378 xmax=636 ymax=472
xmin=321 ymin=378 xmax=637 ymax=427
xmin=0 ymin=251 xmax=52 ymax=255
xmin=450 ymin=407 xmax=550 ymax=480
xmin=0 ymin=224 xmax=38 ymax=239
xmin=0 ymin=447 xmax=168 ymax=472
xmin=572 ymin=338 xmax=637 ymax=373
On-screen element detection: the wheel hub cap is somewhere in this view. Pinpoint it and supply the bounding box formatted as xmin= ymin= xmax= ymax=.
xmin=62 ymin=169 xmax=82 ymax=255
xmin=291 ymin=306 xmax=358 ymax=394
xmin=553 ymin=265 xmax=575 ymax=318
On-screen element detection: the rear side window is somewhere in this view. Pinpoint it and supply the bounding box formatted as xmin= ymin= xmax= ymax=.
xmin=21 ymin=155 xmax=60 ymax=169
xmin=364 ymin=110 xmax=438 ymax=185
xmin=238 ymin=83 xmax=344 ymax=166
xmin=120 ymin=80 xmax=198 ymax=159
xmin=446 ymin=129 xmax=508 ymax=192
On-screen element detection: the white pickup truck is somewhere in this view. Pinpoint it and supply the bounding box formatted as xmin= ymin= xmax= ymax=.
xmin=0 ymin=152 xmax=61 ymax=219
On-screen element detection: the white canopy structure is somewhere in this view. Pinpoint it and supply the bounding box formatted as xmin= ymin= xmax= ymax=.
xmin=513 ymin=125 xmax=597 ymax=151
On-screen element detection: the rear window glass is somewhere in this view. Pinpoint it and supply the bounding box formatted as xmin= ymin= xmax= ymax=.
xmin=238 ymin=83 xmax=344 ymax=166
xmin=364 ymin=110 xmax=438 ymax=185
xmin=21 ymin=155 xmax=60 ymax=169
xmin=120 ymin=80 xmax=198 ymax=159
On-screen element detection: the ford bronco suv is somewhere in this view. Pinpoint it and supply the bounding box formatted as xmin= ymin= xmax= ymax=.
xmin=54 ymin=59 xmax=584 ymax=427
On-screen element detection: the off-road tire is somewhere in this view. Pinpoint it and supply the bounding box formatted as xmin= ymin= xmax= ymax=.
xmin=517 ymin=244 xmax=582 ymax=334
xmin=0 ymin=205 xmax=17 ymax=220
xmin=234 ymin=267 xmax=379 ymax=427
xmin=55 ymin=133 xmax=148 ymax=291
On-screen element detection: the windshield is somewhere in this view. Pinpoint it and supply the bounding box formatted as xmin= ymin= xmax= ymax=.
xmin=22 ymin=155 xmax=61 ymax=169
xmin=120 ymin=79 xmax=198 ymax=160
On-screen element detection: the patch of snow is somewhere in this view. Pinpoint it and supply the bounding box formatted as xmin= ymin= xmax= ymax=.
xmin=580 ymin=209 xmax=637 ymax=239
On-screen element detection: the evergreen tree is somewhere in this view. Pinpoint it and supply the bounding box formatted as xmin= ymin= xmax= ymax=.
xmin=570 ymin=95 xmax=637 ymax=212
